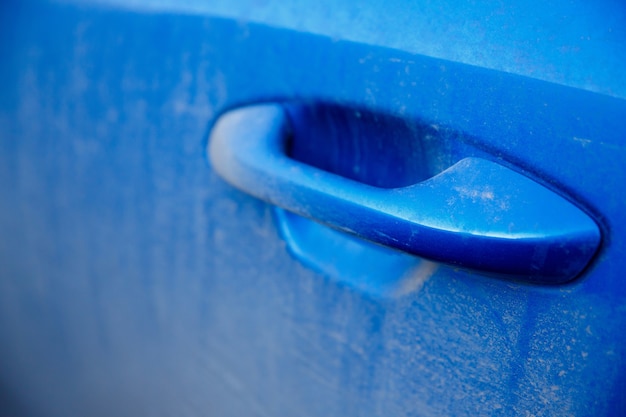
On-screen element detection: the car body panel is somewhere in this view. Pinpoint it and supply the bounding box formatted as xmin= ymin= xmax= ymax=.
xmin=1 ymin=1 xmax=625 ymax=416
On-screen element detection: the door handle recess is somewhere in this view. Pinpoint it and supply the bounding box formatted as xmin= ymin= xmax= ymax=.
xmin=208 ymin=104 xmax=600 ymax=284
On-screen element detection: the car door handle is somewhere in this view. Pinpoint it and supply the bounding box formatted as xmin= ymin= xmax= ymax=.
xmin=208 ymin=103 xmax=600 ymax=283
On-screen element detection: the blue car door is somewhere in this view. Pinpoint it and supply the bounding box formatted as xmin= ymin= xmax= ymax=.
xmin=1 ymin=1 xmax=625 ymax=416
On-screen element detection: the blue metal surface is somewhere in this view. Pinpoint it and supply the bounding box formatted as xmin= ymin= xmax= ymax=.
xmin=1 ymin=0 xmax=626 ymax=416
xmin=209 ymin=104 xmax=600 ymax=283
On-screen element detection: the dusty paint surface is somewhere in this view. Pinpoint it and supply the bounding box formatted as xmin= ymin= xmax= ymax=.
xmin=1 ymin=2 xmax=626 ymax=416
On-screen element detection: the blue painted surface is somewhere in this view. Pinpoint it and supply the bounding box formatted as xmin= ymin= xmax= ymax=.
xmin=1 ymin=1 xmax=626 ymax=416
xmin=71 ymin=0 xmax=626 ymax=99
